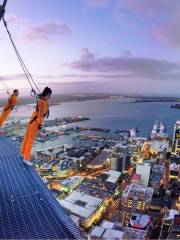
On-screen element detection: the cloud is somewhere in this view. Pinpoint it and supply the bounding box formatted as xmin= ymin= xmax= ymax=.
xmin=37 ymin=80 xmax=105 ymax=94
xmin=2 ymin=70 xmax=180 ymax=95
xmin=37 ymin=73 xmax=132 ymax=80
xmin=121 ymin=50 xmax=131 ymax=58
xmin=84 ymin=0 xmax=112 ymax=9
xmin=105 ymin=35 xmax=119 ymax=45
xmin=153 ymin=21 xmax=180 ymax=48
xmin=2 ymin=15 xmax=71 ymax=42
xmin=25 ymin=20 xmax=71 ymax=41
xmin=114 ymin=0 xmax=180 ymax=48
xmin=65 ymin=48 xmax=180 ymax=81
xmin=84 ymin=0 xmax=180 ymax=23
xmin=5 ymin=15 xmax=19 ymax=25
xmin=38 ymin=80 xmax=102 ymax=86
xmin=1 ymin=72 xmax=126 ymax=83
xmin=85 ymin=0 xmax=180 ymax=48
xmin=115 ymin=0 xmax=180 ymax=18
xmin=0 ymin=73 xmax=26 ymax=81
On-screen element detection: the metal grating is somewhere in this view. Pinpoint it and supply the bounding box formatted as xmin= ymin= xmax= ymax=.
xmin=0 ymin=137 xmax=82 ymax=239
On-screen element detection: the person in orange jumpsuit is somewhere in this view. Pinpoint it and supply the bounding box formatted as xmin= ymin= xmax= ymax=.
xmin=0 ymin=89 xmax=19 ymax=128
xmin=21 ymin=87 xmax=52 ymax=165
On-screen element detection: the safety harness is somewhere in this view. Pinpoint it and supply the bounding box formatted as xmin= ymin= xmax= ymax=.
xmin=3 ymin=95 xmax=15 ymax=112
xmin=29 ymin=97 xmax=49 ymax=126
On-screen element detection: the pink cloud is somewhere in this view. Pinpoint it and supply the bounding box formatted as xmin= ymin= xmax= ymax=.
xmin=113 ymin=0 xmax=180 ymax=48
xmin=153 ymin=21 xmax=180 ymax=48
xmin=6 ymin=14 xmax=19 ymax=25
xmin=1 ymin=73 xmax=26 ymax=81
xmin=85 ymin=0 xmax=180 ymax=20
xmin=80 ymin=48 xmax=95 ymax=60
xmin=65 ymin=48 xmax=180 ymax=80
xmin=105 ymin=35 xmax=119 ymax=45
xmin=84 ymin=0 xmax=180 ymax=47
xmin=115 ymin=0 xmax=180 ymax=18
xmin=121 ymin=50 xmax=131 ymax=58
xmin=84 ymin=0 xmax=111 ymax=8
xmin=25 ymin=20 xmax=71 ymax=41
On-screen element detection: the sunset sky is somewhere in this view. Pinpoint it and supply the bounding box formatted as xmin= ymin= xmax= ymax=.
xmin=0 ymin=0 xmax=180 ymax=96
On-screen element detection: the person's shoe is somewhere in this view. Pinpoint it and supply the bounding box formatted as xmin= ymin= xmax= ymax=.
xmin=22 ymin=159 xmax=33 ymax=166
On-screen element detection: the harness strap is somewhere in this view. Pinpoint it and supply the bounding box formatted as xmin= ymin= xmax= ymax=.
xmin=36 ymin=97 xmax=49 ymax=118
xmin=3 ymin=105 xmax=14 ymax=111
xmin=29 ymin=98 xmax=49 ymax=126
xmin=3 ymin=96 xmax=14 ymax=111
xmin=29 ymin=115 xmax=38 ymax=125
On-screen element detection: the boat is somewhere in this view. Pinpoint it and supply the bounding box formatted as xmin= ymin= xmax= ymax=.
xmin=159 ymin=121 xmax=166 ymax=133
xmin=150 ymin=120 xmax=168 ymax=139
xmin=72 ymin=133 xmax=79 ymax=139
xmin=171 ymin=104 xmax=180 ymax=109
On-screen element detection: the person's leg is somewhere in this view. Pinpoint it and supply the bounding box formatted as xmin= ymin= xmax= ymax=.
xmin=23 ymin=133 xmax=36 ymax=161
xmin=21 ymin=122 xmax=38 ymax=161
xmin=21 ymin=123 xmax=30 ymax=156
xmin=21 ymin=134 xmax=29 ymax=156
xmin=0 ymin=110 xmax=11 ymax=128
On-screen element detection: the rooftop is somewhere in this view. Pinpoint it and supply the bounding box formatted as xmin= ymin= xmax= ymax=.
xmin=90 ymin=223 xmax=124 ymax=240
xmin=75 ymin=175 xmax=118 ymax=199
xmin=60 ymin=190 xmax=103 ymax=219
xmin=136 ymin=163 xmax=151 ymax=187
xmin=129 ymin=214 xmax=151 ymax=229
xmin=0 ymin=137 xmax=81 ymax=239
xmin=164 ymin=210 xmax=179 ymax=220
xmin=61 ymin=176 xmax=83 ymax=187
xmin=101 ymin=170 xmax=121 ymax=184
xmin=88 ymin=150 xmax=112 ymax=166
xmin=122 ymin=184 xmax=153 ymax=201
xmin=170 ymin=163 xmax=180 ymax=171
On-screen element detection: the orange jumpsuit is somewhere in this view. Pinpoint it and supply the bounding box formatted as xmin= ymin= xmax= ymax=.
xmin=0 ymin=94 xmax=18 ymax=128
xmin=21 ymin=97 xmax=49 ymax=161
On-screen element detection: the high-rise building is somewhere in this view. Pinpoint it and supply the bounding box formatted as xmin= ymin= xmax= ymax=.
xmin=141 ymin=141 xmax=151 ymax=160
xmin=110 ymin=153 xmax=131 ymax=173
xmin=136 ymin=163 xmax=151 ymax=187
xmin=167 ymin=214 xmax=180 ymax=239
xmin=120 ymin=184 xmax=153 ymax=224
xmin=124 ymin=213 xmax=151 ymax=240
xmin=149 ymin=164 xmax=164 ymax=195
xmin=170 ymin=163 xmax=180 ymax=181
xmin=159 ymin=209 xmax=180 ymax=239
xmin=162 ymin=159 xmax=170 ymax=189
xmin=173 ymin=121 xmax=180 ymax=155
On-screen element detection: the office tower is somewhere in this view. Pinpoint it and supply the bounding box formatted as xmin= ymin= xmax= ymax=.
xmin=111 ymin=153 xmax=131 ymax=173
xmin=173 ymin=121 xmax=180 ymax=154
xmin=124 ymin=213 xmax=151 ymax=240
xmin=136 ymin=163 xmax=151 ymax=187
xmin=120 ymin=184 xmax=153 ymax=224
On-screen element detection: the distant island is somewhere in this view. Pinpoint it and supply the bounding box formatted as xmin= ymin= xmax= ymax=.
xmin=1 ymin=93 xmax=180 ymax=108
xmin=132 ymin=96 xmax=180 ymax=103
xmin=0 ymin=93 xmax=122 ymax=108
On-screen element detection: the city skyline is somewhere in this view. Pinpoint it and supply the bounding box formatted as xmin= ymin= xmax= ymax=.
xmin=0 ymin=0 xmax=180 ymax=96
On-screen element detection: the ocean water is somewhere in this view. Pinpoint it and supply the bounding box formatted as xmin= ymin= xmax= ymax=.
xmin=10 ymin=98 xmax=180 ymax=139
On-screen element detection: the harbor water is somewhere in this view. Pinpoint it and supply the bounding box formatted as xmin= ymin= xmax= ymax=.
xmin=10 ymin=98 xmax=180 ymax=148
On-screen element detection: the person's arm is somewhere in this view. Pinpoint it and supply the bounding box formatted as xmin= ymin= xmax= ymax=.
xmin=8 ymin=95 xmax=17 ymax=110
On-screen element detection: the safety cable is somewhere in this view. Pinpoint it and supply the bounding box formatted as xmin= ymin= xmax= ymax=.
xmin=2 ymin=18 xmax=41 ymax=95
